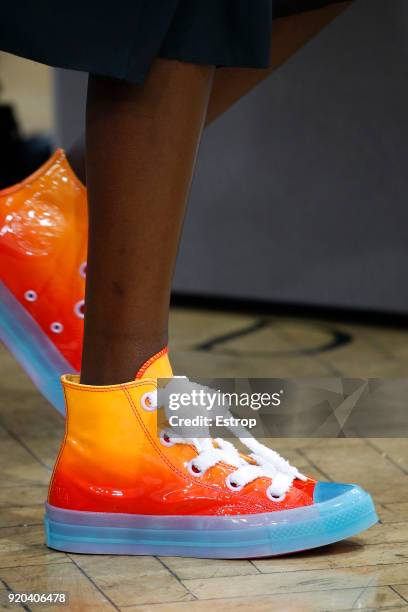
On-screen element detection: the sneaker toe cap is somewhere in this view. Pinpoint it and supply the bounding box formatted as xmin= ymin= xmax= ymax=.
xmin=313 ymin=481 xmax=359 ymax=503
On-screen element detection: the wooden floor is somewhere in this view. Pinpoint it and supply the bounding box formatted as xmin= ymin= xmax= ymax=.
xmin=1 ymin=308 xmax=408 ymax=611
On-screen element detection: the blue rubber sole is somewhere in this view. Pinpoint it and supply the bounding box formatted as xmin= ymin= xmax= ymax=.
xmin=0 ymin=281 xmax=74 ymax=414
xmin=45 ymin=486 xmax=378 ymax=558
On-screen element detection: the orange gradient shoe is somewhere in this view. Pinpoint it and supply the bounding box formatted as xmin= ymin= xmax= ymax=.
xmin=45 ymin=349 xmax=378 ymax=558
xmin=0 ymin=150 xmax=86 ymax=411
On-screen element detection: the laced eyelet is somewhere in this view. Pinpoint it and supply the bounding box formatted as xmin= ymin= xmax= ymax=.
xmin=79 ymin=262 xmax=87 ymax=278
xmin=225 ymin=474 xmax=244 ymax=492
xmin=24 ymin=290 xmax=37 ymax=302
xmin=266 ymin=487 xmax=286 ymax=503
xmin=74 ymin=300 xmax=85 ymax=319
xmin=141 ymin=391 xmax=157 ymax=412
xmin=50 ymin=322 xmax=64 ymax=334
xmin=187 ymin=461 xmax=204 ymax=478
xmin=160 ymin=430 xmax=174 ymax=447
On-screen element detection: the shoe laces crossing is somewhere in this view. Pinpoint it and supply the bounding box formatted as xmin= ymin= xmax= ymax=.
xmin=161 ymin=432 xmax=306 ymax=500
xmin=142 ymin=382 xmax=306 ymax=501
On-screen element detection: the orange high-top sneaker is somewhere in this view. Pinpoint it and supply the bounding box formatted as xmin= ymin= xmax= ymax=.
xmin=0 ymin=150 xmax=86 ymax=412
xmin=45 ymin=348 xmax=378 ymax=558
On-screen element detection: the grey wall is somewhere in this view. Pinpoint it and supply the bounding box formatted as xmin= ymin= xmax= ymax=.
xmin=54 ymin=0 xmax=408 ymax=313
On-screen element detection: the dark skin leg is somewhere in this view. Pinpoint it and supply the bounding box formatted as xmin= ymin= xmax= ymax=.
xmin=67 ymin=2 xmax=351 ymax=181
xmin=78 ymin=2 xmax=352 ymax=384
xmin=81 ymin=60 xmax=214 ymax=385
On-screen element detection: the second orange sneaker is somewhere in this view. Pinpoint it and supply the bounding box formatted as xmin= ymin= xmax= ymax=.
xmin=0 ymin=150 xmax=86 ymax=411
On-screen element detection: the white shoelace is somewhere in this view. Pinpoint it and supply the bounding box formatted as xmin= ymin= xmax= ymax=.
xmin=161 ymin=432 xmax=306 ymax=500
xmin=142 ymin=385 xmax=307 ymax=501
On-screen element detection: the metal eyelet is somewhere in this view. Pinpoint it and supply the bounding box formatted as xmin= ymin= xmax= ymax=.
xmin=225 ymin=474 xmax=244 ymax=492
xmin=187 ymin=460 xmax=204 ymax=478
xmin=79 ymin=262 xmax=87 ymax=278
xmin=141 ymin=391 xmax=157 ymax=412
xmin=50 ymin=322 xmax=64 ymax=334
xmin=24 ymin=290 xmax=37 ymax=302
xmin=74 ymin=300 xmax=85 ymax=319
xmin=266 ymin=487 xmax=286 ymax=503
xmin=160 ymin=430 xmax=174 ymax=447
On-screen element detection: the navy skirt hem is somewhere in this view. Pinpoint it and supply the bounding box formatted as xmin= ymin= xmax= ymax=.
xmin=0 ymin=0 xmax=349 ymax=84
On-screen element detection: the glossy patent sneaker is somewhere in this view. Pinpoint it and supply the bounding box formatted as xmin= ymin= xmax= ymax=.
xmin=45 ymin=348 xmax=378 ymax=558
xmin=0 ymin=150 xmax=86 ymax=412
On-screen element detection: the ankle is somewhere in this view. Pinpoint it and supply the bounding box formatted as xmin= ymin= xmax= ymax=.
xmin=80 ymin=333 xmax=168 ymax=385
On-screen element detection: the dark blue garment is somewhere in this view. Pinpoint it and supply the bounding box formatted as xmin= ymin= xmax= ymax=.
xmin=0 ymin=0 xmax=347 ymax=83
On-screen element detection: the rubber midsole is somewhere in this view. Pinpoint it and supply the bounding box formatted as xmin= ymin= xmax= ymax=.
xmin=45 ymin=491 xmax=378 ymax=558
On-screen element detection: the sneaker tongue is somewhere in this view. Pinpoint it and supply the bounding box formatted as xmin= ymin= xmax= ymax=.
xmin=135 ymin=347 xmax=173 ymax=380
